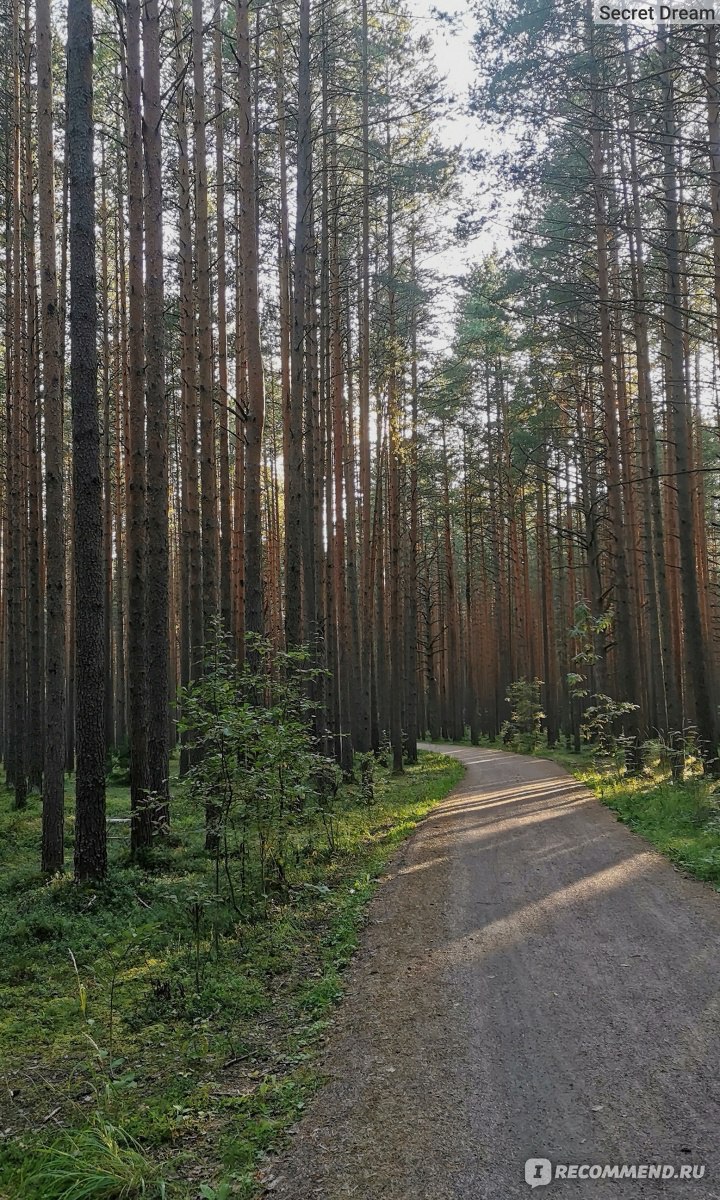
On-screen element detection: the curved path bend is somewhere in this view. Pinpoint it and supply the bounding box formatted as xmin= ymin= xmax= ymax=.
xmin=267 ymin=744 xmax=720 ymax=1198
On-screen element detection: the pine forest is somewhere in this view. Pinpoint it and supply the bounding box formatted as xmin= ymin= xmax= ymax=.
xmin=3 ymin=0 xmax=720 ymax=1196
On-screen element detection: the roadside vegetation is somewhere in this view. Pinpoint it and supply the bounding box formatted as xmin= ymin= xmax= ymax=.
xmin=0 ymin=646 xmax=462 ymax=1200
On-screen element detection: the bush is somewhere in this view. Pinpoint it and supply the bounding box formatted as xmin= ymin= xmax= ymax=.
xmin=501 ymin=678 xmax=545 ymax=752
xmin=179 ymin=625 xmax=340 ymax=911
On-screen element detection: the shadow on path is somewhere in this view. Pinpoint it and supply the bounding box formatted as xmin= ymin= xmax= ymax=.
xmin=267 ymin=743 xmax=720 ymax=1199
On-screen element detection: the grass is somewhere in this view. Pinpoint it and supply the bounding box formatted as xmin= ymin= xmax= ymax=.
xmin=0 ymin=750 xmax=463 ymax=1200
xmin=436 ymin=731 xmax=720 ymax=891
xmin=18 ymin=1120 xmax=159 ymax=1200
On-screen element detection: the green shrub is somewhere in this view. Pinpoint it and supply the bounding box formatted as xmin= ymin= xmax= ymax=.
xmin=502 ymin=678 xmax=545 ymax=751
xmin=179 ymin=625 xmax=341 ymax=911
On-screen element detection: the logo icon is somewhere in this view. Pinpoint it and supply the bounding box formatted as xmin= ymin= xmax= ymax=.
xmin=525 ymin=1158 xmax=552 ymax=1188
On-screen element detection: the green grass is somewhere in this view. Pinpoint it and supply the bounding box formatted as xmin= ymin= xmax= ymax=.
xmin=17 ymin=1119 xmax=161 ymax=1200
xmin=0 ymin=751 xmax=463 ymax=1200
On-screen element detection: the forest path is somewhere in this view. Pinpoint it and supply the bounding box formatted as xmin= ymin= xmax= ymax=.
xmin=266 ymin=744 xmax=720 ymax=1199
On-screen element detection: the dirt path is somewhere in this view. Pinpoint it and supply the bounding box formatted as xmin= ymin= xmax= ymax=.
xmin=267 ymin=745 xmax=720 ymax=1198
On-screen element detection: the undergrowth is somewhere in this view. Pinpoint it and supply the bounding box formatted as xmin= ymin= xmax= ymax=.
xmin=0 ymin=751 xmax=462 ymax=1199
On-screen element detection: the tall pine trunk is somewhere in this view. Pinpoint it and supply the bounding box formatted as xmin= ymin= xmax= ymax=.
xmin=237 ymin=0 xmax=264 ymax=639
xmin=68 ymin=0 xmax=106 ymax=880
xmin=125 ymin=0 xmax=150 ymax=849
xmin=193 ymin=0 xmax=218 ymax=640
xmin=38 ymin=0 xmax=65 ymax=870
xmin=286 ymin=0 xmax=311 ymax=648
xmin=660 ymin=29 xmax=718 ymax=766
xmin=143 ymin=0 xmax=170 ymax=818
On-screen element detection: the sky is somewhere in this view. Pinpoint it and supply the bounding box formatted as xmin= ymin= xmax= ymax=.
xmin=409 ymin=0 xmax=516 ymax=340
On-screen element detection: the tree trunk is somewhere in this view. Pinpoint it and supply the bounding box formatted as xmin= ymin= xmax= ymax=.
xmin=125 ymin=0 xmax=150 ymax=850
xmin=215 ymin=16 xmax=233 ymax=636
xmin=68 ymin=0 xmax=107 ymax=880
xmin=660 ymin=28 xmax=718 ymax=767
xmin=193 ymin=0 xmax=218 ymax=641
xmin=236 ymin=0 xmax=264 ymax=640
xmin=38 ymin=0 xmax=65 ymax=870
xmin=285 ymin=0 xmax=311 ymax=648
xmin=143 ymin=0 xmax=170 ymax=819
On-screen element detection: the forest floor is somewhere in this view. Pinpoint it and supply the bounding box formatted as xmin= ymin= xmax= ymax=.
xmin=269 ymin=743 xmax=720 ymax=1199
xmin=0 ymin=750 xmax=462 ymax=1199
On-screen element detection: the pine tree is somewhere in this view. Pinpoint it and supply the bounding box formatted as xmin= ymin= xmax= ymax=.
xmin=68 ymin=0 xmax=106 ymax=881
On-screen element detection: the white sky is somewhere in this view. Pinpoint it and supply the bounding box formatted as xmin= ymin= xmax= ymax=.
xmin=410 ymin=0 xmax=516 ymax=341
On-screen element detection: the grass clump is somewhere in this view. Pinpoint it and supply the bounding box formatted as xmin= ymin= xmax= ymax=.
xmin=17 ymin=1119 xmax=162 ymax=1200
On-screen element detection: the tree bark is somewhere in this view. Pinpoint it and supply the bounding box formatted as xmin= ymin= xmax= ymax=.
xmin=285 ymin=0 xmax=311 ymax=648
xmin=143 ymin=0 xmax=170 ymax=818
xmin=125 ymin=0 xmax=150 ymax=849
xmin=68 ymin=0 xmax=107 ymax=880
xmin=660 ymin=28 xmax=718 ymax=766
xmin=38 ymin=0 xmax=65 ymax=869
xmin=193 ymin=0 xmax=219 ymax=641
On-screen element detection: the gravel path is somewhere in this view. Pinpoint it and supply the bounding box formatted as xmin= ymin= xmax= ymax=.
xmin=267 ymin=744 xmax=720 ymax=1198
